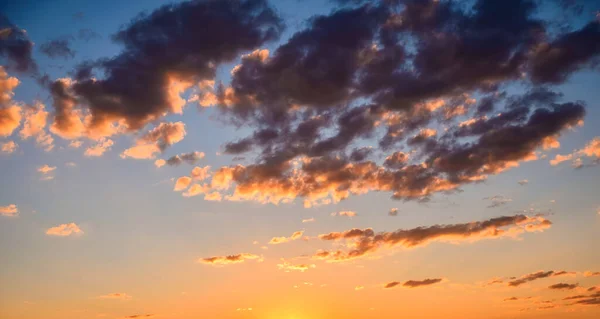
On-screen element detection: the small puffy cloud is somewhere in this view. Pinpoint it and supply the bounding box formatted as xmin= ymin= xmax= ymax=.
xmin=355 ymin=286 xmax=364 ymax=291
xmin=120 ymin=143 xmax=160 ymax=160
xmin=1 ymin=140 xmax=17 ymax=153
xmin=199 ymin=253 xmax=261 ymax=266
xmin=165 ymin=151 xmax=205 ymax=166
xmin=302 ymin=217 xmax=315 ymax=223
xmin=204 ymin=191 xmax=222 ymax=201
xmin=0 ymin=68 xmax=21 ymax=137
xmin=37 ymin=164 xmax=56 ymax=174
xmin=484 ymin=195 xmax=512 ymax=208
xmin=19 ymin=103 xmax=54 ymax=151
xmin=331 ymin=211 xmax=357 ymax=217
xmin=46 ymin=223 xmax=83 ymax=237
xmin=84 ymin=138 xmax=114 ymax=157
xmin=154 ymin=159 xmax=166 ymax=168
xmin=277 ymin=260 xmax=316 ymax=272
xmin=550 ymin=154 xmax=573 ymax=166
xmin=68 ymin=140 xmax=82 ymax=148
xmin=182 ymin=183 xmax=209 ymax=197
xmin=0 ymin=204 xmax=18 ymax=217
xmin=518 ymin=179 xmax=529 ymax=186
xmin=549 ymin=283 xmax=579 ymax=290
xmin=191 ymin=166 xmax=211 ymax=181
xmin=269 ymin=230 xmax=304 ymax=245
xmin=98 ymin=293 xmax=132 ymax=300
xmin=120 ymin=122 xmax=186 ymax=160
xmin=174 ymin=176 xmax=192 ymax=191
xmin=389 ymin=208 xmax=399 ymax=216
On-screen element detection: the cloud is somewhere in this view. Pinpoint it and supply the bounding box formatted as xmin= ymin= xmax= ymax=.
xmin=314 ymin=215 xmax=552 ymax=262
xmin=199 ymin=253 xmax=261 ymax=266
xmin=163 ymin=152 xmax=205 ymax=166
xmin=191 ymin=166 xmax=211 ymax=181
xmin=332 ymin=211 xmax=357 ymax=218
xmin=484 ymin=196 xmax=513 ymax=208
xmin=65 ymin=162 xmax=76 ymax=167
xmin=518 ymin=179 xmax=529 ymax=186
xmin=19 ymin=102 xmax=54 ymax=151
xmin=550 ymin=154 xmax=574 ymax=166
xmin=550 ymin=137 xmax=600 ymax=168
xmin=1 ymin=140 xmax=17 ymax=153
xmin=548 ymin=283 xmax=579 ymax=290
xmin=37 ymin=164 xmax=56 ymax=174
xmin=384 ymin=282 xmax=400 ymax=289
xmin=302 ymin=217 xmax=316 ymax=223
xmin=124 ymin=315 xmax=154 ymax=319
xmin=0 ymin=16 xmax=38 ymax=73
xmin=98 ymin=293 xmax=132 ymax=300
xmin=277 ymin=261 xmax=316 ymax=272
xmin=47 ymin=0 xmax=283 ymax=132
xmin=174 ymin=177 xmax=192 ymax=192
xmin=0 ymin=204 xmax=18 ymax=217
xmin=45 ymin=223 xmax=83 ymax=237
xmin=0 ymin=67 xmax=21 ymax=137
xmin=39 ymin=37 xmax=75 ymax=59
xmin=84 ymin=138 xmax=113 ymax=157
xmin=69 ymin=140 xmax=82 ymax=148
xmin=508 ymin=270 xmax=576 ymax=287
xmin=154 ymin=159 xmax=166 ymax=168
xmin=355 ymin=286 xmax=364 ymax=291
xmin=389 ymin=208 xmax=399 ymax=216
xmin=504 ymin=296 xmax=532 ymax=301
xmin=121 ymin=122 xmax=186 ymax=159
xmin=402 ymin=278 xmax=443 ymax=288
xmin=584 ymin=271 xmax=600 ymax=277
xmin=269 ymin=230 xmax=304 ymax=245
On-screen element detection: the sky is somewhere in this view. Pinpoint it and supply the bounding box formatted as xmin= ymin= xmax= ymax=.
xmin=0 ymin=0 xmax=600 ymax=318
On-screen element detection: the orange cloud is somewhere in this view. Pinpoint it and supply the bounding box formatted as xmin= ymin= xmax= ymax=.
xmin=0 ymin=67 xmax=21 ymax=137
xmin=314 ymin=215 xmax=552 ymax=262
xmin=46 ymin=223 xmax=83 ymax=237
xmin=332 ymin=211 xmax=357 ymax=217
xmin=121 ymin=122 xmax=186 ymax=159
xmin=199 ymin=253 xmax=261 ymax=266
xmin=174 ymin=176 xmax=192 ymax=191
xmin=120 ymin=143 xmax=160 ymax=159
xmin=302 ymin=217 xmax=315 ymax=223
xmin=550 ymin=154 xmax=573 ymax=166
xmin=0 ymin=204 xmax=18 ymax=217
xmin=19 ymin=103 xmax=54 ymax=151
xmin=84 ymin=138 xmax=114 ymax=157
xmin=1 ymin=140 xmax=17 ymax=153
xmin=154 ymin=159 xmax=166 ymax=168
xmin=269 ymin=230 xmax=304 ymax=245
xmin=277 ymin=260 xmax=316 ymax=272
xmin=191 ymin=166 xmax=211 ymax=181
xmin=37 ymin=165 xmax=56 ymax=174
xmin=583 ymin=271 xmax=600 ymax=277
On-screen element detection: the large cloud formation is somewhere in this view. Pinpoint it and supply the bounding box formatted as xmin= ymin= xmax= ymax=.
xmin=312 ymin=214 xmax=552 ymax=262
xmin=47 ymin=0 xmax=284 ymax=136
xmin=0 ymin=15 xmax=37 ymax=73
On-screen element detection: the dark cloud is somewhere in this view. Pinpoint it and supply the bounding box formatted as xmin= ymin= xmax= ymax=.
xmin=51 ymin=0 xmax=284 ymax=131
xmin=313 ymin=215 xmax=551 ymax=262
xmin=403 ymin=278 xmax=443 ymax=288
xmin=384 ymin=281 xmax=400 ymax=288
xmin=165 ymin=152 xmax=205 ymax=166
xmin=508 ymin=270 xmax=575 ymax=287
xmin=39 ymin=37 xmax=75 ymax=59
xmin=529 ymin=21 xmax=600 ymax=84
xmin=77 ymin=29 xmax=101 ymax=42
xmin=548 ymin=283 xmax=579 ymax=290
xmin=0 ymin=15 xmax=37 ymax=73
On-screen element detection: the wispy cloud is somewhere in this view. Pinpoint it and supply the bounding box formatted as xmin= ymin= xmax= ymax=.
xmin=199 ymin=253 xmax=261 ymax=266
xmin=269 ymin=230 xmax=304 ymax=245
xmin=0 ymin=204 xmax=18 ymax=217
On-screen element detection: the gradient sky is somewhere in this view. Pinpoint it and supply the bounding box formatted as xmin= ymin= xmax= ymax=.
xmin=1 ymin=0 xmax=600 ymax=318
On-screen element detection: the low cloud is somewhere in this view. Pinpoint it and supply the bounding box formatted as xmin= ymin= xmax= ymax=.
xmin=1 ymin=141 xmax=17 ymax=153
xmin=277 ymin=261 xmax=316 ymax=272
xmin=0 ymin=204 xmax=18 ymax=217
xmin=121 ymin=122 xmax=186 ymax=159
xmin=314 ymin=215 xmax=551 ymax=262
xmin=46 ymin=223 xmax=83 ymax=237
xmin=199 ymin=253 xmax=261 ymax=266
xmin=549 ymin=283 xmax=579 ymax=290
xmin=331 ymin=211 xmax=357 ymax=218
xmin=269 ymin=230 xmax=304 ymax=245
xmin=388 ymin=208 xmax=399 ymax=216
xmin=550 ymin=137 xmax=600 ymax=168
xmin=403 ymin=278 xmax=443 ymax=288
xmin=173 ymin=177 xmax=192 ymax=192
xmin=508 ymin=270 xmax=576 ymax=287
xmin=84 ymin=138 xmax=114 ymax=157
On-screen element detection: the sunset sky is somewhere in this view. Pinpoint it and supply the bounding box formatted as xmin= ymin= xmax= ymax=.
xmin=1 ymin=0 xmax=600 ymax=318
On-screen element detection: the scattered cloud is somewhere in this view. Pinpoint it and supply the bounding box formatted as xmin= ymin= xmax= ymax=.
xmin=199 ymin=253 xmax=261 ymax=266
xmin=19 ymin=102 xmax=54 ymax=151
xmin=277 ymin=260 xmax=315 ymax=272
xmin=484 ymin=196 xmax=512 ymax=208
xmin=584 ymin=271 xmax=600 ymax=277
xmin=164 ymin=151 xmax=205 ymax=166
xmin=46 ymin=223 xmax=83 ymax=237
xmin=518 ymin=179 xmax=529 ymax=186
xmin=84 ymin=138 xmax=114 ymax=157
xmin=549 ymin=283 xmax=579 ymax=290
xmin=154 ymin=159 xmax=166 ymax=168
xmin=504 ymin=296 xmax=533 ymax=302
xmin=269 ymin=230 xmax=304 ymax=245
xmin=302 ymin=217 xmax=315 ymax=223
xmin=388 ymin=208 xmax=399 ymax=216
xmin=331 ymin=211 xmax=357 ymax=218
xmin=124 ymin=315 xmax=154 ymax=319
xmin=508 ymin=270 xmax=576 ymax=287
xmin=355 ymin=286 xmax=364 ymax=291
xmin=1 ymin=140 xmax=17 ymax=153
xmin=314 ymin=215 xmax=552 ymax=262
xmin=174 ymin=176 xmax=192 ymax=192
xmin=121 ymin=122 xmax=186 ymax=159
xmin=403 ymin=278 xmax=444 ymax=288
xmin=0 ymin=204 xmax=18 ymax=217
